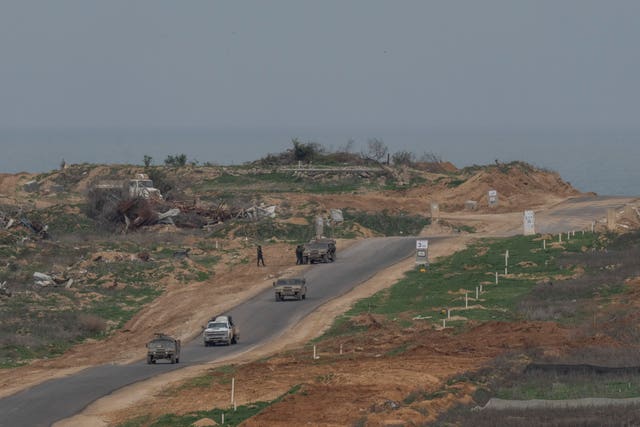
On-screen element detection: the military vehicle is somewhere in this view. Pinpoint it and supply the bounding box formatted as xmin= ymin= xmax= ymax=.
xmin=146 ymin=333 xmax=181 ymax=364
xmin=273 ymin=277 xmax=307 ymax=301
xmin=302 ymin=238 xmax=336 ymax=264
xmin=203 ymin=315 xmax=239 ymax=346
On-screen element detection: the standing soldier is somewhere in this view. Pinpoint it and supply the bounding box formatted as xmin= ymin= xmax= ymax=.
xmin=295 ymin=245 xmax=303 ymax=265
xmin=257 ymin=245 xmax=265 ymax=267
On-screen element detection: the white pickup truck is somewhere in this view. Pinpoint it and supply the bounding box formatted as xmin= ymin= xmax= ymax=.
xmin=203 ymin=315 xmax=239 ymax=346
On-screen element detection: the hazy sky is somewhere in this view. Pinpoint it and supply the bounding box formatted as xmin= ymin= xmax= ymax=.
xmin=1 ymin=0 xmax=639 ymax=131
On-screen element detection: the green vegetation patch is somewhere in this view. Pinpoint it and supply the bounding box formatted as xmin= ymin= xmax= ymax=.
xmin=496 ymin=371 xmax=640 ymax=400
xmin=338 ymin=209 xmax=429 ymax=237
xmin=322 ymin=232 xmax=601 ymax=337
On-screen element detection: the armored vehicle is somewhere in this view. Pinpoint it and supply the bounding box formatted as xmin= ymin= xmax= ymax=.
xmin=273 ymin=277 xmax=307 ymax=301
xmin=146 ymin=333 xmax=181 ymax=364
xmin=302 ymin=238 xmax=336 ymax=264
xmin=203 ymin=315 xmax=239 ymax=346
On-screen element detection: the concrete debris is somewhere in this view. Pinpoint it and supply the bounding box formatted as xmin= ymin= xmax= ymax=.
xmin=240 ymin=204 xmax=277 ymax=221
xmin=23 ymin=180 xmax=40 ymax=192
xmin=0 ymin=281 xmax=11 ymax=298
xmin=330 ymin=209 xmax=344 ymax=223
xmin=157 ymin=208 xmax=180 ymax=225
xmin=33 ymin=272 xmax=70 ymax=287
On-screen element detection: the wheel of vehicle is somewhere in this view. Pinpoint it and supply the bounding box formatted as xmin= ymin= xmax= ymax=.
xmin=275 ymin=293 xmax=281 ymax=301
xmin=227 ymin=337 xmax=232 ymax=346
xmin=302 ymin=294 xmax=306 ymax=300
xmin=303 ymin=256 xmax=309 ymax=264
xmin=231 ymin=335 xmax=237 ymax=344
xmin=176 ymin=358 xmax=180 ymax=363
xmin=146 ymin=356 xmax=152 ymax=364
xmin=170 ymin=355 xmax=176 ymax=364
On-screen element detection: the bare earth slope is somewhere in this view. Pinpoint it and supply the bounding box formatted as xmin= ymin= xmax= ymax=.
xmin=1 ymin=162 xmax=632 ymax=426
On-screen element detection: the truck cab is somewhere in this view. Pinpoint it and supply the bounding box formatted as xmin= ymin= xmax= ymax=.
xmin=203 ymin=315 xmax=239 ymax=346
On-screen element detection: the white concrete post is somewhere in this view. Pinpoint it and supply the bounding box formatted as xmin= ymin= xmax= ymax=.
xmin=234 ymin=401 xmax=237 ymax=411
xmin=313 ymin=345 xmax=319 ymax=359
xmin=222 ymin=413 xmax=225 ymax=424
xmin=591 ymin=221 xmax=595 ymax=233
xmin=442 ymin=319 xmax=446 ymax=328
xmin=475 ymin=286 xmax=479 ymax=299
xmin=567 ymin=231 xmax=570 ymax=240
xmin=447 ymin=308 xmax=451 ymax=319
xmin=231 ymin=377 xmax=235 ymax=405
xmin=505 ymin=250 xmax=509 ymax=267
xmin=504 ymin=267 xmax=508 ymax=275
xmin=215 ymin=240 xmax=219 ymax=249
xmin=559 ymin=233 xmax=562 ymax=243
xmin=340 ymin=344 xmax=343 ymax=355
xmin=480 ymin=284 xmax=483 ymax=294
xmin=543 ymin=240 xmax=546 ymax=250
xmin=495 ymin=271 xmax=499 ymax=284
xmin=465 ymin=293 xmax=468 ymax=308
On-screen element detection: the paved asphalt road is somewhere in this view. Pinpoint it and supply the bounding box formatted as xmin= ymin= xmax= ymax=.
xmin=0 ymin=236 xmax=426 ymax=427
xmin=1 ymin=196 xmax=633 ymax=426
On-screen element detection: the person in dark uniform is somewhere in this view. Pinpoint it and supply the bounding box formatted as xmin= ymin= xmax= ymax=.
xmin=257 ymin=245 xmax=265 ymax=267
xmin=295 ymin=244 xmax=304 ymax=265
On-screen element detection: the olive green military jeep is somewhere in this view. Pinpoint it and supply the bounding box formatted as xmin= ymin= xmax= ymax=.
xmin=146 ymin=333 xmax=181 ymax=364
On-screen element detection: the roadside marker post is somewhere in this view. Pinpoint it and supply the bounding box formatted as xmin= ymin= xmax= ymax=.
xmin=475 ymin=286 xmax=479 ymax=300
xmin=447 ymin=308 xmax=451 ymax=319
xmin=231 ymin=377 xmax=235 ymax=405
xmin=465 ymin=293 xmax=468 ymax=308
xmin=543 ymin=239 xmax=546 ymax=250
xmin=495 ymin=272 xmax=499 ymax=284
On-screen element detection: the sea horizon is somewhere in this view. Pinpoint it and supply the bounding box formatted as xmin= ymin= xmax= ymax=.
xmin=1 ymin=126 xmax=638 ymax=197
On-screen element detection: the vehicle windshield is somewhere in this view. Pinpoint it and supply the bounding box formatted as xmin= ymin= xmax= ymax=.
xmin=207 ymin=322 xmax=227 ymax=329
xmin=306 ymin=243 xmax=327 ymax=250
xmin=277 ymin=279 xmax=304 ymax=285
xmin=150 ymin=339 xmax=174 ymax=347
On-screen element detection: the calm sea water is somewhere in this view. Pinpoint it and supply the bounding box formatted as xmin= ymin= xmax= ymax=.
xmin=0 ymin=127 xmax=638 ymax=196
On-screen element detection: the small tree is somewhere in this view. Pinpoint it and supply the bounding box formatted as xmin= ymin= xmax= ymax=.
xmin=363 ymin=138 xmax=388 ymax=163
xmin=164 ymin=154 xmax=188 ymax=167
xmin=392 ymin=150 xmax=415 ymax=166
xmin=291 ymin=138 xmax=321 ymax=163
xmin=143 ymin=155 xmax=153 ymax=167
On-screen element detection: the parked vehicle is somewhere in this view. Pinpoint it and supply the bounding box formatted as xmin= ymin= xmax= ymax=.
xmin=203 ymin=315 xmax=239 ymax=346
xmin=146 ymin=333 xmax=181 ymax=364
xmin=302 ymin=238 xmax=336 ymax=264
xmin=273 ymin=277 xmax=307 ymax=301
